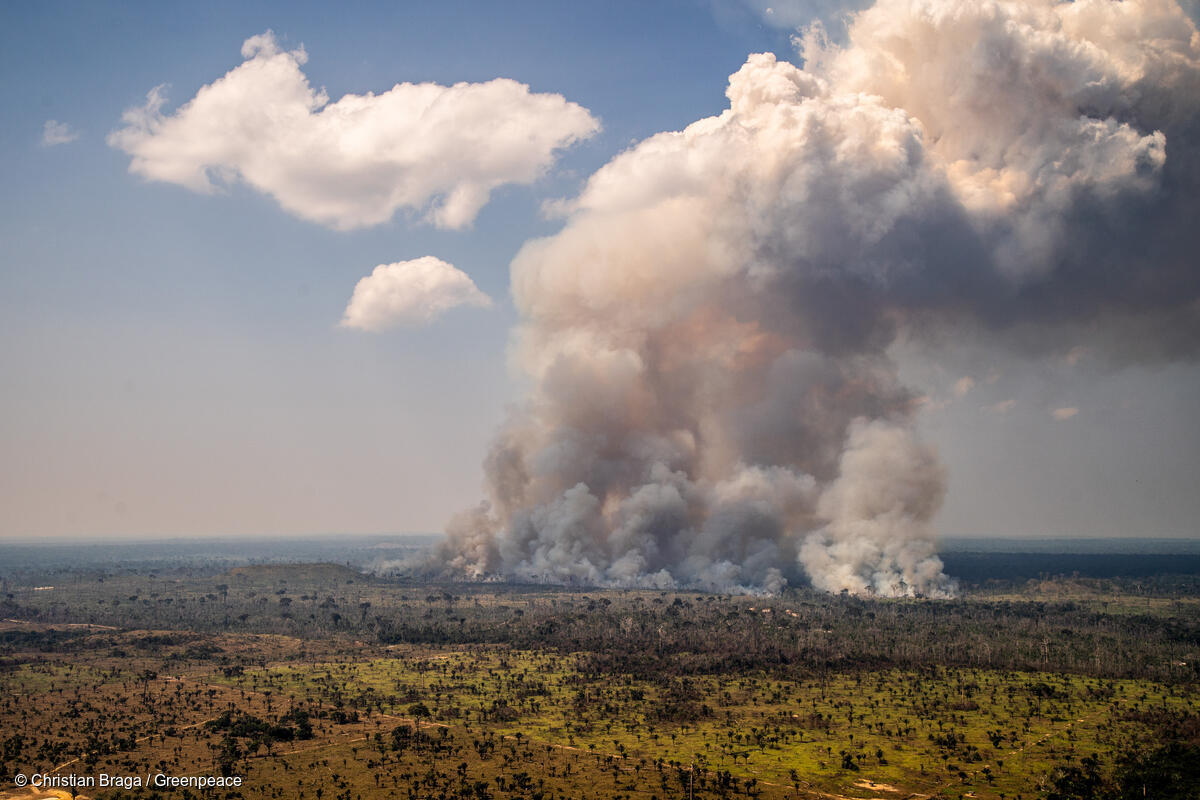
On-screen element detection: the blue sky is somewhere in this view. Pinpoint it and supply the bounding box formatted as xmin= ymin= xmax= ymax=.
xmin=2 ymin=0 xmax=1199 ymax=543
xmin=0 ymin=0 xmax=790 ymax=539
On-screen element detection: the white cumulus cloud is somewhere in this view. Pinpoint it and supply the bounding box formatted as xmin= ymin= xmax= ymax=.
xmin=41 ymin=120 xmax=79 ymax=146
xmin=340 ymin=257 xmax=492 ymax=331
xmin=108 ymin=31 xmax=600 ymax=230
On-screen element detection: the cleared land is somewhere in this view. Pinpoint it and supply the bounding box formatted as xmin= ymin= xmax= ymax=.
xmin=1 ymin=563 xmax=1197 ymax=799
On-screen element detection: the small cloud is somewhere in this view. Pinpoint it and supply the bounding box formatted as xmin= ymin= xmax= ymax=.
xmin=952 ymin=376 xmax=975 ymax=398
xmin=1065 ymin=345 xmax=1094 ymax=367
xmin=985 ymin=368 xmax=1002 ymax=385
xmin=913 ymin=394 xmax=943 ymax=411
xmin=539 ymin=196 xmax=576 ymax=220
xmin=340 ymin=257 xmax=492 ymax=331
xmin=1063 ymin=346 xmax=1088 ymax=366
xmin=985 ymin=398 xmax=1016 ymax=414
xmin=41 ymin=120 xmax=79 ymax=147
xmin=1052 ymin=406 xmax=1079 ymax=420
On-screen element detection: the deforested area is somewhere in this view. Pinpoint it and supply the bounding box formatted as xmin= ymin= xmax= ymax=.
xmin=5 ymin=0 xmax=1200 ymax=798
xmin=1 ymin=545 xmax=1197 ymax=800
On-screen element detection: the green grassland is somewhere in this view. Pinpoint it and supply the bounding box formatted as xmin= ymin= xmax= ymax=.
xmin=1 ymin=566 xmax=1197 ymax=799
xmin=207 ymin=650 xmax=1194 ymax=799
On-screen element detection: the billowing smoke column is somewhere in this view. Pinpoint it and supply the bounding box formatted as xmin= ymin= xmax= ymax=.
xmin=439 ymin=0 xmax=1200 ymax=595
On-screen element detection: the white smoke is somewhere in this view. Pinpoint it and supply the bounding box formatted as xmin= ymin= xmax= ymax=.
xmin=439 ymin=0 xmax=1200 ymax=595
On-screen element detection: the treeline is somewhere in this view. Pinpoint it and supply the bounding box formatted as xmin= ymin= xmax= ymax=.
xmin=1046 ymin=709 xmax=1199 ymax=800
xmin=3 ymin=570 xmax=1197 ymax=683
xmin=941 ymin=552 xmax=1200 ymax=583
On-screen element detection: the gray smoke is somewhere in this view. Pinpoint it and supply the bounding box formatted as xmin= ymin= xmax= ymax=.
xmin=438 ymin=0 xmax=1200 ymax=595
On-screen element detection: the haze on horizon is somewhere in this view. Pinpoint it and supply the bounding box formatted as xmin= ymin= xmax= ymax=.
xmin=3 ymin=0 xmax=1199 ymax=570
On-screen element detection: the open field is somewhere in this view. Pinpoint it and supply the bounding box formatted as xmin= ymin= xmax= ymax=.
xmin=1 ymin=560 xmax=1197 ymax=799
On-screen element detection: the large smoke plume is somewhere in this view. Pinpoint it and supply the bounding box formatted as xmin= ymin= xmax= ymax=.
xmin=437 ymin=0 xmax=1200 ymax=595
